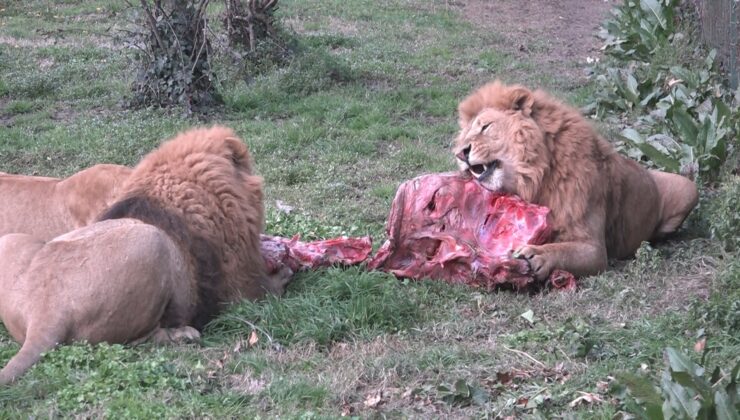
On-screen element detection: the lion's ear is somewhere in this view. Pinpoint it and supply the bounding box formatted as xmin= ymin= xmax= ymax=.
xmin=509 ymin=87 xmax=534 ymax=117
xmin=223 ymin=137 xmax=254 ymax=173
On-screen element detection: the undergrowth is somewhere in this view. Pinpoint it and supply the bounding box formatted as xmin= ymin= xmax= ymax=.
xmin=588 ymin=0 xmax=739 ymax=182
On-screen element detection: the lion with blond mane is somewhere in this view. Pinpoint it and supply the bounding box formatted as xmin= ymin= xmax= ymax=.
xmin=453 ymin=81 xmax=699 ymax=280
xmin=0 ymin=126 xmax=291 ymax=384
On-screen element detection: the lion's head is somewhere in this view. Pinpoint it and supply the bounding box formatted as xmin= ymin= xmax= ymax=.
xmin=453 ymin=81 xmax=551 ymax=203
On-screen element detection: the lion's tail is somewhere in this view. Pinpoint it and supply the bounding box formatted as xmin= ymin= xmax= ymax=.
xmin=0 ymin=330 xmax=60 ymax=385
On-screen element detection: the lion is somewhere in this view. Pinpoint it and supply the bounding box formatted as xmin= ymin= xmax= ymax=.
xmin=0 ymin=164 xmax=132 ymax=240
xmin=453 ymin=81 xmax=699 ymax=280
xmin=0 ymin=126 xmax=292 ymax=384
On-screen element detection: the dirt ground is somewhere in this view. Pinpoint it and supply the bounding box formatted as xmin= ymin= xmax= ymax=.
xmin=459 ymin=0 xmax=617 ymax=84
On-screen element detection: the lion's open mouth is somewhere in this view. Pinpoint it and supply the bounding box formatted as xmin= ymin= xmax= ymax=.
xmin=469 ymin=160 xmax=499 ymax=178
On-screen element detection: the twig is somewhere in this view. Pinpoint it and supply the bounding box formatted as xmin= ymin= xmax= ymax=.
xmin=503 ymin=346 xmax=546 ymax=367
xmin=191 ymin=0 xmax=210 ymax=74
xmin=139 ymin=0 xmax=164 ymax=50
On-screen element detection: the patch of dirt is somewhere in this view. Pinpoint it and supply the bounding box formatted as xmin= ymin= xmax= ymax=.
xmin=459 ymin=0 xmax=618 ymax=85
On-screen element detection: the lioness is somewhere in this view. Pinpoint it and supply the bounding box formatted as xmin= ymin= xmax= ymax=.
xmin=0 ymin=164 xmax=131 ymax=240
xmin=0 ymin=219 xmax=194 ymax=384
xmin=453 ymin=81 xmax=699 ymax=280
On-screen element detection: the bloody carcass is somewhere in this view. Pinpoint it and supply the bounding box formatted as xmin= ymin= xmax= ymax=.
xmin=368 ymin=172 xmax=576 ymax=290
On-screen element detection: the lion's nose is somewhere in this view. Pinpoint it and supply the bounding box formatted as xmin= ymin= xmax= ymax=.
xmin=456 ymin=145 xmax=471 ymax=162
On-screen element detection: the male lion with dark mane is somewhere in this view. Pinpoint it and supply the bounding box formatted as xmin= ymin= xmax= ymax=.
xmin=0 ymin=126 xmax=291 ymax=384
xmin=453 ymin=81 xmax=698 ymax=280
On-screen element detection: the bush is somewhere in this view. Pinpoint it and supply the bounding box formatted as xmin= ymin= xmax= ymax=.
xmin=613 ymin=347 xmax=740 ymax=419
xmin=129 ymin=0 xmax=220 ymax=111
xmin=589 ymin=0 xmax=738 ymax=182
xmin=705 ymin=176 xmax=740 ymax=252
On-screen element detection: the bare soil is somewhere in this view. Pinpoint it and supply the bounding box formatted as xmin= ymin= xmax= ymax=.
xmin=459 ymin=0 xmax=617 ymax=84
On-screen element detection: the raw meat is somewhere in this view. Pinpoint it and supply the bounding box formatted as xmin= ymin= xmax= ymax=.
xmin=368 ymin=172 xmax=576 ymax=290
xmin=261 ymin=234 xmax=373 ymax=275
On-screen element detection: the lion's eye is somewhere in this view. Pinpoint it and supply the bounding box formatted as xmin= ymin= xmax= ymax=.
xmin=470 ymin=164 xmax=486 ymax=175
xmin=480 ymin=122 xmax=492 ymax=132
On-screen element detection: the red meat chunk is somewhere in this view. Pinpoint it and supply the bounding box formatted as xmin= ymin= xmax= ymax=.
xmin=261 ymin=234 xmax=373 ymax=274
xmin=368 ymin=172 xmax=575 ymax=290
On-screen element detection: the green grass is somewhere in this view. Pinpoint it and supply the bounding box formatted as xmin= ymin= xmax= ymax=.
xmin=0 ymin=0 xmax=738 ymax=418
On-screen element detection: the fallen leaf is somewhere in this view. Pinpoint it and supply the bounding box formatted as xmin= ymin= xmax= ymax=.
xmin=275 ymin=200 xmax=294 ymax=214
xmin=340 ymin=403 xmax=353 ymax=416
xmin=496 ymin=371 xmax=513 ymax=384
xmin=693 ymin=337 xmax=706 ymax=353
xmin=520 ymin=309 xmax=535 ymax=325
xmin=667 ymin=78 xmax=684 ymax=87
xmin=596 ymin=380 xmax=609 ymax=393
xmin=248 ymin=330 xmax=259 ymax=347
xmin=569 ymin=391 xmax=604 ymax=407
xmin=233 ymin=340 xmax=243 ymax=353
xmin=364 ymin=391 xmax=383 ymax=408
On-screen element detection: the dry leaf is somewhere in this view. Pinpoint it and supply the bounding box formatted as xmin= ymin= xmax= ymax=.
xmin=694 ymin=337 xmax=706 ymax=353
xmin=596 ymin=380 xmax=610 ymax=393
xmin=233 ymin=340 xmax=243 ymax=353
xmin=569 ymin=391 xmax=604 ymax=407
xmin=340 ymin=403 xmax=353 ymax=417
xmin=364 ymin=391 xmax=382 ymax=408
xmin=248 ymin=330 xmax=259 ymax=347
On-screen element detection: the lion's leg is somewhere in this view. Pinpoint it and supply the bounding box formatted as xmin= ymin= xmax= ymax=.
xmin=649 ymin=170 xmax=699 ymax=237
xmin=0 ymin=325 xmax=63 ymax=385
xmin=517 ymin=241 xmax=607 ymax=281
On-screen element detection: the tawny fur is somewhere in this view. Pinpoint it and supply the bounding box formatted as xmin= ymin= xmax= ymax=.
xmin=0 ymin=164 xmax=132 ymax=240
xmin=0 ymin=126 xmax=291 ymax=384
xmin=0 ymin=219 xmax=197 ymax=385
xmin=454 ymin=80 xmax=699 ymax=280
xmin=101 ymin=126 xmax=285 ymax=307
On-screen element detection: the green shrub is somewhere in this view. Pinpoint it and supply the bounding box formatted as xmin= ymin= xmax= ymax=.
xmin=704 ymin=176 xmax=740 ymax=252
xmin=599 ymin=0 xmax=679 ymax=62
xmin=613 ymin=347 xmax=739 ymax=419
xmin=590 ymin=0 xmax=738 ymax=182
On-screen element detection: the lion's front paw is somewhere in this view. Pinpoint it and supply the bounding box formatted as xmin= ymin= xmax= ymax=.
xmin=150 ymin=326 xmax=201 ymax=345
xmin=516 ymin=245 xmax=554 ymax=281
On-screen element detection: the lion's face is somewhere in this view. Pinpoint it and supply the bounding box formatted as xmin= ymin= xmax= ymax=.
xmin=454 ymin=107 xmax=548 ymax=200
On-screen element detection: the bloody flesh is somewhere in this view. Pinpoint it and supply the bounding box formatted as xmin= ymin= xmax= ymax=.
xmin=259 ymin=172 xmax=576 ymax=291
xmin=368 ymin=172 xmax=576 ymax=290
xmin=260 ymin=234 xmax=373 ymax=275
